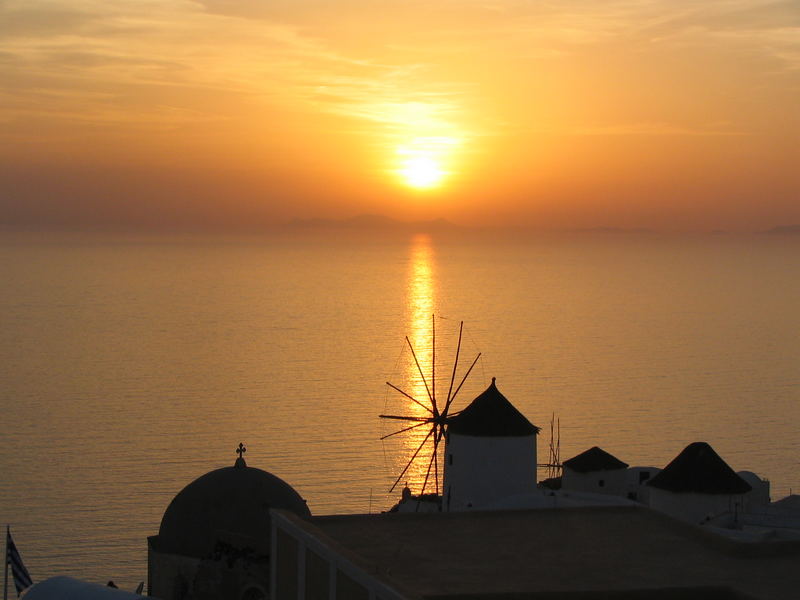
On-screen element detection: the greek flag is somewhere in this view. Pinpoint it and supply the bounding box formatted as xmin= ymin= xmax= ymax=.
xmin=5 ymin=527 xmax=33 ymax=596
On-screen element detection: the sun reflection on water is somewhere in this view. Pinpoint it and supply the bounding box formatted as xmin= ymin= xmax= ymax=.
xmin=399 ymin=233 xmax=437 ymax=491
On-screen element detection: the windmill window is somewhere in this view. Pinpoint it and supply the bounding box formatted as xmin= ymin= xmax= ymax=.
xmin=598 ymin=479 xmax=605 ymax=488
xmin=448 ymin=454 xmax=453 ymax=465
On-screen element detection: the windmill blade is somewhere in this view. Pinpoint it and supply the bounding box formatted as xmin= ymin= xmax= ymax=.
xmin=380 ymin=420 xmax=431 ymax=441
xmin=431 ymin=315 xmax=437 ymax=417
xmin=388 ymin=427 xmax=435 ymax=493
xmin=444 ymin=321 xmax=464 ymax=409
xmin=379 ymin=414 xmax=431 ymax=422
xmin=443 ymin=352 xmax=481 ymax=416
xmin=385 ymin=381 xmax=434 ymax=414
xmin=417 ymin=435 xmax=439 ymax=503
xmin=406 ymin=336 xmax=435 ymax=411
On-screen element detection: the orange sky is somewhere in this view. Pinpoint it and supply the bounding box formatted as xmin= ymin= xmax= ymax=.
xmin=1 ymin=0 xmax=798 ymax=231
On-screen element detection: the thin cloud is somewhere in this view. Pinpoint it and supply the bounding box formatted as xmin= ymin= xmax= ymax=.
xmin=573 ymin=122 xmax=749 ymax=137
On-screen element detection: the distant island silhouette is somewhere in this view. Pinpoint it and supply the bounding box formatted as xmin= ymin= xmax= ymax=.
xmin=765 ymin=224 xmax=800 ymax=235
xmin=571 ymin=226 xmax=656 ymax=234
xmin=286 ymin=215 xmax=663 ymax=235
xmin=287 ymin=214 xmax=463 ymax=233
xmin=285 ymin=216 xmax=800 ymax=235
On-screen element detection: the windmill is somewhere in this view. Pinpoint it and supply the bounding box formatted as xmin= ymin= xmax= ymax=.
xmin=380 ymin=317 xmax=482 ymax=499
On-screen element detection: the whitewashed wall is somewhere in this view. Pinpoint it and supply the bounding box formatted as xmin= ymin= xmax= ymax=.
xmin=648 ymin=488 xmax=747 ymax=525
xmin=443 ymin=433 xmax=537 ymax=511
xmin=561 ymin=467 xmax=627 ymax=497
xmin=624 ymin=467 xmax=661 ymax=504
xmin=738 ymin=471 xmax=771 ymax=511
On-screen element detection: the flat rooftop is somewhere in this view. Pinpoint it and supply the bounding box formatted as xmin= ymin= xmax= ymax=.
xmin=301 ymin=506 xmax=800 ymax=599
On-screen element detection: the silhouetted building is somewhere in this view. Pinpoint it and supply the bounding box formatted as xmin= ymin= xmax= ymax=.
xmin=561 ymin=445 xmax=629 ymax=496
xmin=148 ymin=449 xmax=310 ymax=600
xmin=647 ymin=442 xmax=751 ymax=524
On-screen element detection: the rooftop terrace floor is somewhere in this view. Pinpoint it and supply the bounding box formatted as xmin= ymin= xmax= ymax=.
xmin=305 ymin=506 xmax=800 ymax=599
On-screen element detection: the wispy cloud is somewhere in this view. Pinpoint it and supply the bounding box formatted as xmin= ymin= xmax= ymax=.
xmin=573 ymin=122 xmax=748 ymax=136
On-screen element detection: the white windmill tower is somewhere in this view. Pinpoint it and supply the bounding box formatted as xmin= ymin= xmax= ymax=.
xmin=443 ymin=377 xmax=540 ymax=511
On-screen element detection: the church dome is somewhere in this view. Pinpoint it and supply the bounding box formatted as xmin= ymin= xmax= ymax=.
xmin=157 ymin=454 xmax=311 ymax=558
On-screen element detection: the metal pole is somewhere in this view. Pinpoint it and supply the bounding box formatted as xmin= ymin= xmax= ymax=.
xmin=4 ymin=524 xmax=9 ymax=600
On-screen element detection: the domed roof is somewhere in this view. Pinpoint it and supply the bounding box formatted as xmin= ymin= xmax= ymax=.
xmin=157 ymin=456 xmax=311 ymax=558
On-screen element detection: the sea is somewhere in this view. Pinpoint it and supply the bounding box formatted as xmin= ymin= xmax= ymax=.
xmin=1 ymin=229 xmax=799 ymax=590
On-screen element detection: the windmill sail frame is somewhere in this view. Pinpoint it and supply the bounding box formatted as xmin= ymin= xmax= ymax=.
xmin=379 ymin=317 xmax=481 ymax=500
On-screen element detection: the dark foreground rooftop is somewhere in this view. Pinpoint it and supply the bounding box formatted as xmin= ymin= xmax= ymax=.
xmin=298 ymin=506 xmax=800 ymax=599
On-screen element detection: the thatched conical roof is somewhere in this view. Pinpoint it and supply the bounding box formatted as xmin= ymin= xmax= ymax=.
xmin=447 ymin=378 xmax=539 ymax=437
xmin=647 ymin=442 xmax=751 ymax=495
xmin=563 ymin=446 xmax=628 ymax=473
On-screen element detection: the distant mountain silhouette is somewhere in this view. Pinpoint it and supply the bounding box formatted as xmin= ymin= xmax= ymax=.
xmin=765 ymin=224 xmax=800 ymax=234
xmin=572 ymin=226 xmax=655 ymax=234
xmin=287 ymin=214 xmax=462 ymax=232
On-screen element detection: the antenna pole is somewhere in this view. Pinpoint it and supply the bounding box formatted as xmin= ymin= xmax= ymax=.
xmin=4 ymin=525 xmax=9 ymax=600
xmin=549 ymin=414 xmax=555 ymax=480
xmin=557 ymin=417 xmax=561 ymax=472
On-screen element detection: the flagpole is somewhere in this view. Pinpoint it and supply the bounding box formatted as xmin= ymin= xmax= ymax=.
xmin=3 ymin=524 xmax=9 ymax=600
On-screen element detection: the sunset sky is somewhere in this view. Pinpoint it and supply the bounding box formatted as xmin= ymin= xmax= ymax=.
xmin=1 ymin=0 xmax=798 ymax=231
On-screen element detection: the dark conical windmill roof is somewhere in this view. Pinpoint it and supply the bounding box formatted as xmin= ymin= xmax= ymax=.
xmin=563 ymin=446 xmax=628 ymax=473
xmin=647 ymin=442 xmax=751 ymax=495
xmin=446 ymin=378 xmax=540 ymax=437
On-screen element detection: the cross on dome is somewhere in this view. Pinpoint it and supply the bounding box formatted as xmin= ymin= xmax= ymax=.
xmin=235 ymin=442 xmax=247 ymax=467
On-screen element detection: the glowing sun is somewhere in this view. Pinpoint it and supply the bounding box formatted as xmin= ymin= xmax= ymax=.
xmin=400 ymin=155 xmax=444 ymax=188
xmin=395 ymin=137 xmax=457 ymax=190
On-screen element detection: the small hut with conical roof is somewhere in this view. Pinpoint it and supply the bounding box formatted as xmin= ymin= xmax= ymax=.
xmin=443 ymin=378 xmax=540 ymax=511
xmin=646 ymin=441 xmax=751 ymax=525
xmin=561 ymin=446 xmax=629 ymax=496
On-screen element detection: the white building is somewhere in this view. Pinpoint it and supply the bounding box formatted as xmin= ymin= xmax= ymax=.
xmin=646 ymin=441 xmax=751 ymax=525
xmin=738 ymin=494 xmax=800 ymax=539
xmin=738 ymin=470 xmax=771 ymax=511
xmin=624 ymin=466 xmax=661 ymax=504
xmin=561 ymin=446 xmax=629 ymax=496
xmin=442 ymin=377 xmax=540 ymax=511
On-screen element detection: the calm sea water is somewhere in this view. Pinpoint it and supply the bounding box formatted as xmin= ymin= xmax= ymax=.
xmin=1 ymin=230 xmax=799 ymax=589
